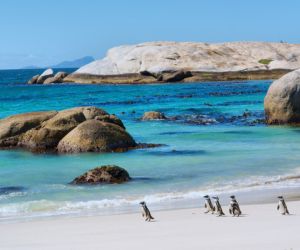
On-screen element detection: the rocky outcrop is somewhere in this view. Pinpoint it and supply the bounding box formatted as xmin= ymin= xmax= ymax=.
xmin=0 ymin=107 xmax=138 ymax=153
xmin=264 ymin=69 xmax=300 ymax=124
xmin=142 ymin=111 xmax=167 ymax=120
xmin=43 ymin=72 xmax=69 ymax=84
xmin=28 ymin=75 xmax=40 ymax=84
xmin=70 ymin=165 xmax=131 ymax=184
xmin=64 ymin=42 xmax=300 ymax=84
xmin=28 ymin=70 xmax=68 ymax=84
xmin=36 ymin=69 xmax=54 ymax=84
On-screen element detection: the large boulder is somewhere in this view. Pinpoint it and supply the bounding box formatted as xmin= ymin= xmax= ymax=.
xmin=70 ymin=165 xmax=131 ymax=184
xmin=264 ymin=69 xmax=300 ymax=124
xmin=0 ymin=106 xmax=137 ymax=153
xmin=27 ymin=75 xmax=40 ymax=84
xmin=43 ymin=72 xmax=69 ymax=84
xmin=142 ymin=111 xmax=167 ymax=121
xmin=36 ymin=69 xmax=54 ymax=84
xmin=0 ymin=111 xmax=57 ymax=140
xmin=57 ymin=120 xmax=136 ymax=153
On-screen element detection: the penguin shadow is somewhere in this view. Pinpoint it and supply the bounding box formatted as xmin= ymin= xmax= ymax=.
xmin=281 ymin=213 xmax=295 ymax=216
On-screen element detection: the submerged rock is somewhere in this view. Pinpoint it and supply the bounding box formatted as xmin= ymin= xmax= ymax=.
xmin=142 ymin=111 xmax=167 ymax=120
xmin=70 ymin=165 xmax=131 ymax=184
xmin=264 ymin=69 xmax=300 ymax=124
xmin=0 ymin=106 xmax=138 ymax=153
xmin=36 ymin=68 xmax=54 ymax=84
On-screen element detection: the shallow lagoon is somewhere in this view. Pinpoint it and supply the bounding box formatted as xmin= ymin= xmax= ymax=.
xmin=1 ymin=70 xmax=300 ymax=220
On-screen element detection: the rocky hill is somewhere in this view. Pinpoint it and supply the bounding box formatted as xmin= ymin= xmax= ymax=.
xmin=64 ymin=41 xmax=300 ymax=84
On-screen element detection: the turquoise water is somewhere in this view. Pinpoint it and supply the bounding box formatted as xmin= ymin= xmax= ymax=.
xmin=1 ymin=69 xmax=300 ymax=221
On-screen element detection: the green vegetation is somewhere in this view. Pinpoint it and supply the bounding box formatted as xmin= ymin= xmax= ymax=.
xmin=201 ymin=72 xmax=213 ymax=77
xmin=258 ymin=59 xmax=273 ymax=65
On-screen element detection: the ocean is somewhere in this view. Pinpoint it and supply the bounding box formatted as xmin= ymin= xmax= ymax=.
xmin=1 ymin=68 xmax=300 ymax=221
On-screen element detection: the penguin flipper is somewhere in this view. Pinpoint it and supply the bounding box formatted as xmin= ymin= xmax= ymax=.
xmin=277 ymin=205 xmax=279 ymax=210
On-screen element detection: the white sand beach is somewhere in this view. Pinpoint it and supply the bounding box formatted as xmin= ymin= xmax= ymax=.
xmin=0 ymin=200 xmax=299 ymax=250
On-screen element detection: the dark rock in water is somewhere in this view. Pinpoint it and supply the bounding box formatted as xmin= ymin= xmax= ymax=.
xmin=265 ymin=69 xmax=300 ymax=124
xmin=159 ymin=131 xmax=194 ymax=135
xmin=242 ymin=111 xmax=252 ymax=118
xmin=0 ymin=106 xmax=140 ymax=154
xmin=169 ymin=114 xmax=217 ymax=125
xmin=0 ymin=186 xmax=26 ymax=195
xmin=142 ymin=111 xmax=167 ymax=120
xmin=246 ymin=118 xmax=266 ymax=126
xmin=27 ymin=75 xmax=40 ymax=84
xmin=71 ymin=165 xmax=131 ymax=184
xmin=148 ymin=149 xmax=206 ymax=156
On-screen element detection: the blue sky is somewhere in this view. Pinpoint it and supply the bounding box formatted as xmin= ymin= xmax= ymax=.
xmin=0 ymin=0 xmax=299 ymax=69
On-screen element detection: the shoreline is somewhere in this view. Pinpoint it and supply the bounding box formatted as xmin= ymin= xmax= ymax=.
xmin=1 ymin=200 xmax=299 ymax=250
xmin=63 ymin=69 xmax=290 ymax=84
xmin=1 ymin=185 xmax=300 ymax=225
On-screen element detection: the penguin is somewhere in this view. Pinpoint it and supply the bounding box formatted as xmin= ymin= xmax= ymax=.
xmin=277 ymin=196 xmax=289 ymax=215
xmin=139 ymin=201 xmax=154 ymax=221
xmin=203 ymin=195 xmax=214 ymax=214
xmin=212 ymin=196 xmax=225 ymax=216
xmin=229 ymin=195 xmax=242 ymax=217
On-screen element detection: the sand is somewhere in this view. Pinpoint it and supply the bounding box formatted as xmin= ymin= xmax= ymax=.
xmin=0 ymin=201 xmax=299 ymax=250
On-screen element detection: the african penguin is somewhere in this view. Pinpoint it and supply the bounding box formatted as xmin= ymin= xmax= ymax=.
xmin=277 ymin=196 xmax=289 ymax=215
xmin=139 ymin=201 xmax=154 ymax=221
xmin=229 ymin=195 xmax=242 ymax=217
xmin=212 ymin=196 xmax=225 ymax=216
xmin=203 ymin=195 xmax=214 ymax=214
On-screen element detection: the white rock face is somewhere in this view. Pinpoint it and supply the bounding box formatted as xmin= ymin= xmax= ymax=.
xmin=40 ymin=68 xmax=54 ymax=76
xmin=37 ymin=68 xmax=54 ymax=83
xmin=75 ymin=42 xmax=300 ymax=75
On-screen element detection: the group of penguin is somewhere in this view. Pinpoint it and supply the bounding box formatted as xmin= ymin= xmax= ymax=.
xmin=139 ymin=195 xmax=290 ymax=222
